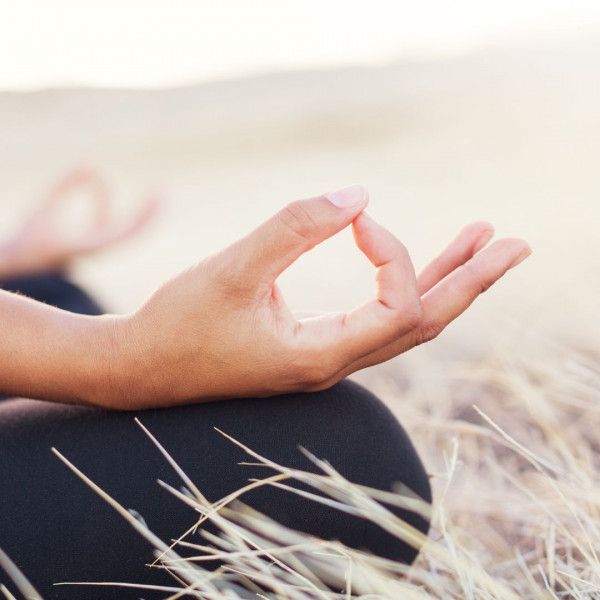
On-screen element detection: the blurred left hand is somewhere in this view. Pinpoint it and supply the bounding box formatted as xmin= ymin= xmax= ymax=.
xmin=0 ymin=167 xmax=159 ymax=277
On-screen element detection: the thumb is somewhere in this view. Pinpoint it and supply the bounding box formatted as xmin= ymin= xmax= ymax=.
xmin=232 ymin=184 xmax=369 ymax=284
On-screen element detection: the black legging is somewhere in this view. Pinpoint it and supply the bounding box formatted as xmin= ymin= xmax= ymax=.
xmin=0 ymin=274 xmax=431 ymax=599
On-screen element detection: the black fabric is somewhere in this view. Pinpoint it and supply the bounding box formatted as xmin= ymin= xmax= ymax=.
xmin=0 ymin=274 xmax=432 ymax=599
xmin=0 ymin=271 xmax=104 ymax=316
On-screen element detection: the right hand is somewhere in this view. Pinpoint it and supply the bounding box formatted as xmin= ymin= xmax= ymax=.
xmin=97 ymin=184 xmax=530 ymax=410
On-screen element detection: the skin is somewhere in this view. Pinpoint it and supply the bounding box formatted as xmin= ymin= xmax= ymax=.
xmin=0 ymin=178 xmax=531 ymax=410
xmin=0 ymin=168 xmax=159 ymax=278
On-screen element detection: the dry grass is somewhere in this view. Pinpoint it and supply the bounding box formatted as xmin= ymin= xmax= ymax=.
xmin=2 ymin=328 xmax=600 ymax=599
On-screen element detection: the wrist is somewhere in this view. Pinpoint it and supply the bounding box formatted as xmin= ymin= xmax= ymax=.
xmin=0 ymin=293 xmax=125 ymax=406
xmin=80 ymin=313 xmax=147 ymax=410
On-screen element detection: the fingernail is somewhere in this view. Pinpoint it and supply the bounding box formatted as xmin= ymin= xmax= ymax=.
xmin=509 ymin=246 xmax=532 ymax=269
xmin=473 ymin=229 xmax=494 ymax=254
xmin=325 ymin=184 xmax=368 ymax=208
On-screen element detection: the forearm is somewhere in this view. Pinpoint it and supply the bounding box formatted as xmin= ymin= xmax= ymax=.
xmin=0 ymin=289 xmax=118 ymax=405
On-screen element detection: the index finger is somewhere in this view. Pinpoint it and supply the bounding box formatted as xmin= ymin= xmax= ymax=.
xmin=298 ymin=212 xmax=423 ymax=365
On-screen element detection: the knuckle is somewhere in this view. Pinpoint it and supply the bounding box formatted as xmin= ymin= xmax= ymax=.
xmin=412 ymin=320 xmax=445 ymax=347
xmin=401 ymin=301 xmax=424 ymax=330
xmin=276 ymin=201 xmax=319 ymax=242
xmin=423 ymin=320 xmax=446 ymax=342
xmin=388 ymin=239 xmax=411 ymax=262
xmin=387 ymin=299 xmax=423 ymax=333
xmin=461 ymin=262 xmax=492 ymax=295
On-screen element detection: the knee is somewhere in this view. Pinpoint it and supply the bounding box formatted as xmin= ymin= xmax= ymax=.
xmin=317 ymin=379 xmax=432 ymax=563
xmin=240 ymin=379 xmax=432 ymax=565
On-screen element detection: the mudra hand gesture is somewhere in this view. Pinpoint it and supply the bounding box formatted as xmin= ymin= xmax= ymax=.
xmin=0 ymin=167 xmax=158 ymax=277
xmin=0 ymin=182 xmax=529 ymax=409
xmin=98 ymin=184 xmax=530 ymax=409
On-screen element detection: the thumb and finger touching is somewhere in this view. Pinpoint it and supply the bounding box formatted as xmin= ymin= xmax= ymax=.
xmin=333 ymin=211 xmax=422 ymax=362
xmin=80 ymin=195 xmax=161 ymax=252
xmin=224 ymin=184 xmax=530 ymax=383
xmin=30 ymin=168 xmax=160 ymax=256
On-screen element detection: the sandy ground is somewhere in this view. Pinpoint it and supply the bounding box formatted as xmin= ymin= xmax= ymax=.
xmin=0 ymin=36 xmax=598 ymax=381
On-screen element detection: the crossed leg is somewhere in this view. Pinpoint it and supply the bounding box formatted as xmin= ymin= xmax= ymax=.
xmin=0 ymin=273 xmax=431 ymax=600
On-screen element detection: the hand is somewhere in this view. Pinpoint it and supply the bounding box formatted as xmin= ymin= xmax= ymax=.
xmin=102 ymin=184 xmax=530 ymax=409
xmin=0 ymin=167 xmax=159 ymax=278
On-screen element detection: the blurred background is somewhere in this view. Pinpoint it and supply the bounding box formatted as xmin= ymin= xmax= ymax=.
xmin=0 ymin=0 xmax=598 ymax=370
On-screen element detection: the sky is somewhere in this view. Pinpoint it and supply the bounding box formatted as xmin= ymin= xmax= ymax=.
xmin=1 ymin=0 xmax=599 ymax=90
